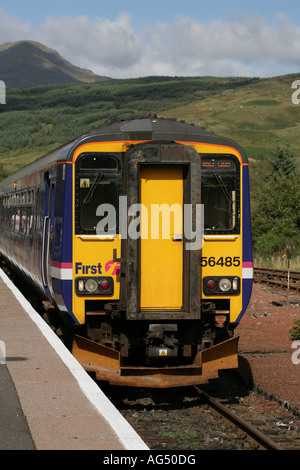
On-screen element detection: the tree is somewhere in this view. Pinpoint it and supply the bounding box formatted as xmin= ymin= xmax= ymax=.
xmin=251 ymin=147 xmax=300 ymax=256
xmin=268 ymin=146 xmax=297 ymax=179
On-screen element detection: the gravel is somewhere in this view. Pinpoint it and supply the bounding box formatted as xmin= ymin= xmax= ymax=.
xmin=238 ymin=282 xmax=300 ymax=411
xmin=104 ymin=282 xmax=300 ymax=450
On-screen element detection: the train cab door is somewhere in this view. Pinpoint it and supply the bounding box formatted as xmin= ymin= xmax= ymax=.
xmin=124 ymin=141 xmax=202 ymax=320
xmin=139 ymin=165 xmax=183 ymax=309
xmin=41 ymin=172 xmax=55 ymax=298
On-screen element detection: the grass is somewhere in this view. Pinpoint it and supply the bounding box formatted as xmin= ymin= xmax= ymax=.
xmin=0 ymin=144 xmax=59 ymax=174
xmin=254 ymin=256 xmax=300 ymax=271
xmin=161 ymin=75 xmax=300 ymax=161
xmin=1 ymin=74 xmax=300 ymax=167
xmin=158 ymin=431 xmax=198 ymax=448
xmin=0 ymin=75 xmax=263 ymax=175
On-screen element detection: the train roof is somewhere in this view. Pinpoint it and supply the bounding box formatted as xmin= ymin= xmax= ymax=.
xmin=0 ymin=116 xmax=248 ymax=188
xmin=81 ymin=117 xmax=247 ymax=161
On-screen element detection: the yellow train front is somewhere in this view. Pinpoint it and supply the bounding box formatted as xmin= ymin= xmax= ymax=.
xmin=70 ymin=117 xmax=253 ymax=387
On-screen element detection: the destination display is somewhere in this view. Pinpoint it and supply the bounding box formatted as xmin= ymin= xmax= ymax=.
xmin=201 ymin=158 xmax=236 ymax=171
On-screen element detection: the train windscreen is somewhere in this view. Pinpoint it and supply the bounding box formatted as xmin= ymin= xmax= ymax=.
xmin=201 ymin=156 xmax=239 ymax=233
xmin=75 ymin=154 xmax=120 ymax=234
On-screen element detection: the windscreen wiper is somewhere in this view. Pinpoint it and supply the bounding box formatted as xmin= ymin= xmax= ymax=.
xmin=83 ymin=172 xmax=103 ymax=205
xmin=213 ymin=173 xmax=231 ymax=203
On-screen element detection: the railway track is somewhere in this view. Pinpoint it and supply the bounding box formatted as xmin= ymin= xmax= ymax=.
xmin=195 ymin=387 xmax=283 ymax=450
xmin=104 ymin=372 xmax=300 ymax=450
xmin=254 ymin=267 xmax=300 ymax=295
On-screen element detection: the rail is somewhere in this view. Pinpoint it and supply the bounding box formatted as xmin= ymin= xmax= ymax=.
xmin=254 ymin=267 xmax=300 ymax=294
xmin=195 ymin=387 xmax=283 ymax=450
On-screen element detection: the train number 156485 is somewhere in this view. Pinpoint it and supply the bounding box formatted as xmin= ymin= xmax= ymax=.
xmin=201 ymin=256 xmax=241 ymax=267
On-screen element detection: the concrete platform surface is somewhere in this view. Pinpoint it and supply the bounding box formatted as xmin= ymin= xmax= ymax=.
xmin=0 ymin=268 xmax=148 ymax=451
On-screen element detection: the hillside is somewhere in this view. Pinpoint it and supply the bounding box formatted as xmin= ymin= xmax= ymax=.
xmin=0 ymin=41 xmax=109 ymax=88
xmin=0 ymin=73 xmax=299 ymax=262
xmin=0 ymin=74 xmax=299 ymax=175
xmin=0 ymin=75 xmax=257 ymax=172
xmin=162 ymin=74 xmax=300 ymax=161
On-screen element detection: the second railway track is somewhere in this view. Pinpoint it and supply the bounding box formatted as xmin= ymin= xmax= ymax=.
xmin=195 ymin=387 xmax=283 ymax=450
xmin=254 ymin=267 xmax=300 ymax=295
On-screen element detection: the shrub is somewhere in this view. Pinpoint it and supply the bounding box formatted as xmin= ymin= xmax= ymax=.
xmin=289 ymin=319 xmax=300 ymax=340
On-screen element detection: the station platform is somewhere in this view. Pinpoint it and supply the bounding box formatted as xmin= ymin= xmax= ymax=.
xmin=0 ymin=268 xmax=149 ymax=451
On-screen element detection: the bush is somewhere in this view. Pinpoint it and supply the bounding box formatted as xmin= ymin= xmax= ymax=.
xmin=254 ymin=230 xmax=300 ymax=258
xmin=289 ymin=319 xmax=300 ymax=340
xmin=0 ymin=165 xmax=8 ymax=181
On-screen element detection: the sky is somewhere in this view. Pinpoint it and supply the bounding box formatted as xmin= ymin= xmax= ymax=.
xmin=0 ymin=0 xmax=299 ymax=79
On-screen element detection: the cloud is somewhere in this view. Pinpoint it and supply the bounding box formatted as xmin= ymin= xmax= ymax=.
xmin=140 ymin=15 xmax=300 ymax=76
xmin=39 ymin=14 xmax=143 ymax=71
xmin=0 ymin=8 xmax=32 ymax=42
xmin=0 ymin=9 xmax=299 ymax=78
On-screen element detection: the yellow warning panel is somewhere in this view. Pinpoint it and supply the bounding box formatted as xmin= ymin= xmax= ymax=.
xmin=159 ymin=349 xmax=168 ymax=356
xmin=80 ymin=178 xmax=90 ymax=188
xmin=140 ymin=166 xmax=183 ymax=310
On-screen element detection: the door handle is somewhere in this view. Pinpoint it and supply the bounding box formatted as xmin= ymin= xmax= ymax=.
xmin=172 ymin=235 xmax=183 ymax=241
xmin=42 ymin=216 xmax=49 ymax=286
xmin=113 ymin=248 xmax=126 ymax=263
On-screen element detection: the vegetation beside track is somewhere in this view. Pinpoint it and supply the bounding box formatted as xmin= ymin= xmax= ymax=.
xmin=0 ymin=73 xmax=299 ymax=262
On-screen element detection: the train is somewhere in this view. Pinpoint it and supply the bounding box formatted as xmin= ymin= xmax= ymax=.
xmin=0 ymin=116 xmax=253 ymax=387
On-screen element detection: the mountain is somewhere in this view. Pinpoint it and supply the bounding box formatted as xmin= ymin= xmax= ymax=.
xmin=0 ymin=41 xmax=109 ymax=88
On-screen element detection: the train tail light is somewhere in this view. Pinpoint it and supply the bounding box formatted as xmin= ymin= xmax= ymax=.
xmin=206 ymin=279 xmax=217 ymax=291
xmin=203 ymin=276 xmax=240 ymax=295
xmin=100 ymin=279 xmax=111 ymax=291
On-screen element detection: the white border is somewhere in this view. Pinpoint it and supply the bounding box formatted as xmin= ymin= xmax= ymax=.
xmin=0 ymin=268 xmax=149 ymax=450
xmin=50 ymin=265 xmax=73 ymax=280
xmin=242 ymin=267 xmax=254 ymax=279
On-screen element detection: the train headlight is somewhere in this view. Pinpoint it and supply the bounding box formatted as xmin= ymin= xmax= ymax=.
xmin=203 ymin=276 xmax=240 ymax=295
xmin=219 ymin=278 xmax=231 ymax=292
xmin=85 ymin=278 xmax=98 ymax=293
xmin=75 ymin=277 xmax=113 ymax=295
